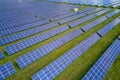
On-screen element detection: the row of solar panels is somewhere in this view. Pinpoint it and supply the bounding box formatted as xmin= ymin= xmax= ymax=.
xmin=31 ymin=33 xmax=120 ymax=80
xmin=4 ymin=15 xmax=120 ymax=69
xmin=1 ymin=33 xmax=120 ymax=80
xmin=48 ymin=0 xmax=120 ymax=8
xmin=82 ymin=38 xmax=120 ymax=80
xmin=0 ymin=7 xmax=95 ymax=36
xmin=0 ymin=12 xmax=120 ymax=80
xmin=1 ymin=9 xmax=119 ymax=57
xmin=0 ymin=2 xmax=78 ymax=19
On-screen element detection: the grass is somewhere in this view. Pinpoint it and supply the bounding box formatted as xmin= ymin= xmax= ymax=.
xmin=0 ymin=2 xmax=119 ymax=80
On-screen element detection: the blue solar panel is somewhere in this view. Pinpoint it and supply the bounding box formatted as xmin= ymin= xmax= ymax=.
xmin=78 ymin=7 xmax=95 ymax=14
xmin=82 ymin=39 xmax=120 ymax=80
xmin=0 ymin=13 xmax=40 ymax=30
xmin=95 ymin=8 xmax=111 ymax=16
xmin=69 ymin=14 xmax=96 ymax=27
xmin=5 ymin=25 xmax=69 ymax=55
xmin=98 ymin=18 xmax=120 ymax=37
xmin=0 ymin=51 xmax=4 ymax=59
xmin=106 ymin=9 xmax=120 ymax=18
xmin=31 ymin=33 xmax=100 ymax=80
xmin=58 ymin=13 xmax=86 ymax=24
xmin=15 ymin=29 xmax=83 ymax=69
xmin=0 ymin=22 xmax=58 ymax=46
xmin=50 ymin=12 xmax=78 ymax=21
xmin=86 ymin=8 xmax=102 ymax=14
xmin=81 ymin=16 xmax=107 ymax=31
xmin=0 ymin=62 xmax=16 ymax=80
xmin=0 ymin=19 xmax=49 ymax=36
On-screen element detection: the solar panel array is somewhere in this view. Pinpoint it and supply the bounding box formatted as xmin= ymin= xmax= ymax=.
xmin=95 ymin=8 xmax=111 ymax=16
xmin=69 ymin=14 xmax=96 ymax=28
xmin=0 ymin=22 xmax=59 ymax=46
xmin=98 ymin=18 xmax=120 ymax=37
xmin=5 ymin=25 xmax=69 ymax=55
xmin=31 ymin=33 xmax=100 ymax=80
xmin=16 ymin=29 xmax=83 ymax=69
xmin=0 ymin=62 xmax=16 ymax=80
xmin=0 ymin=51 xmax=4 ymax=60
xmin=48 ymin=0 xmax=120 ymax=8
xmin=81 ymin=16 xmax=107 ymax=31
xmin=0 ymin=1 xmax=119 ymax=80
xmin=0 ymin=19 xmax=49 ymax=36
xmin=82 ymin=38 xmax=120 ymax=80
xmin=106 ymin=9 xmax=120 ymax=18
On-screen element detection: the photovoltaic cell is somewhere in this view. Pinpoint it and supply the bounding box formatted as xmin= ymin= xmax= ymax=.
xmin=82 ymin=39 xmax=120 ymax=80
xmin=0 ymin=62 xmax=16 ymax=80
xmin=98 ymin=18 xmax=120 ymax=37
xmin=31 ymin=33 xmax=100 ymax=80
xmin=15 ymin=29 xmax=83 ymax=69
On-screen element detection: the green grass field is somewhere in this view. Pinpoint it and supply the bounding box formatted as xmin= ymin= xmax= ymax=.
xmin=0 ymin=1 xmax=120 ymax=80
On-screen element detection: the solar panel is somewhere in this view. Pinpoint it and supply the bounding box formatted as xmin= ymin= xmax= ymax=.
xmin=5 ymin=25 xmax=69 ymax=55
xmin=82 ymin=39 xmax=120 ymax=80
xmin=0 ymin=22 xmax=58 ymax=46
xmin=0 ymin=19 xmax=49 ymax=36
xmin=0 ymin=13 xmax=40 ymax=30
xmin=78 ymin=7 xmax=95 ymax=14
xmin=0 ymin=51 xmax=4 ymax=59
xmin=81 ymin=16 xmax=107 ymax=31
xmin=69 ymin=14 xmax=96 ymax=28
xmin=0 ymin=62 xmax=16 ymax=80
xmin=58 ymin=13 xmax=86 ymax=24
xmin=95 ymin=8 xmax=111 ymax=16
xmin=86 ymin=8 xmax=102 ymax=14
xmin=106 ymin=9 xmax=120 ymax=18
xmin=98 ymin=18 xmax=120 ymax=37
xmin=31 ymin=33 xmax=100 ymax=80
xmin=16 ymin=29 xmax=83 ymax=69
xmin=50 ymin=12 xmax=77 ymax=21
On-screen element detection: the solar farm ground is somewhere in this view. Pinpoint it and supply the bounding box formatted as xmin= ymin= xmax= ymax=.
xmin=0 ymin=1 xmax=120 ymax=80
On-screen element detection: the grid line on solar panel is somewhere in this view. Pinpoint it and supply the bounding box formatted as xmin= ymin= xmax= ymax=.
xmin=5 ymin=25 xmax=69 ymax=55
xmin=0 ymin=62 xmax=16 ymax=80
xmin=31 ymin=33 xmax=101 ymax=80
xmin=81 ymin=16 xmax=107 ymax=31
xmin=97 ymin=18 xmax=120 ymax=37
xmin=82 ymin=39 xmax=120 ymax=80
xmin=0 ymin=51 xmax=4 ymax=59
xmin=15 ymin=29 xmax=83 ymax=69
xmin=0 ymin=22 xmax=58 ymax=46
